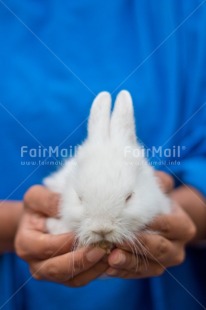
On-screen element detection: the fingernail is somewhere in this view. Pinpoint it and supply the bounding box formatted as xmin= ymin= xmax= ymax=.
xmin=86 ymin=248 xmax=106 ymax=263
xmin=111 ymin=252 xmax=126 ymax=266
xmin=106 ymin=268 xmax=118 ymax=276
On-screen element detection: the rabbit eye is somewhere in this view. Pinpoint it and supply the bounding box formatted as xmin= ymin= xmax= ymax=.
xmin=125 ymin=193 xmax=133 ymax=202
xmin=75 ymin=191 xmax=83 ymax=202
xmin=73 ymin=188 xmax=83 ymax=203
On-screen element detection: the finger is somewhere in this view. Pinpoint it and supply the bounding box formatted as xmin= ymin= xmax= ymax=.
xmin=108 ymin=248 xmax=143 ymax=272
xmin=106 ymin=262 xmax=164 ymax=279
xmin=116 ymin=234 xmax=185 ymax=267
xmin=15 ymin=210 xmax=76 ymax=260
xmin=30 ymin=247 xmax=106 ymax=283
xmin=66 ymin=260 xmax=109 ymax=287
xmin=107 ymin=250 xmax=164 ymax=278
xmin=15 ymin=229 xmax=75 ymax=260
xmin=149 ymin=205 xmax=196 ymax=242
xmin=24 ymin=185 xmax=59 ymax=217
xmin=23 ymin=211 xmax=47 ymax=231
xmin=155 ymin=171 xmax=174 ymax=193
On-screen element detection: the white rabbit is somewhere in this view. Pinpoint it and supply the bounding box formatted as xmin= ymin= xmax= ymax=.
xmin=44 ymin=90 xmax=171 ymax=248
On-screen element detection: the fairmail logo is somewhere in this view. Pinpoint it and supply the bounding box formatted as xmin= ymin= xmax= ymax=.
xmin=20 ymin=145 xmax=80 ymax=166
xmin=124 ymin=145 xmax=185 ymax=159
xmin=20 ymin=145 xmax=80 ymax=159
xmin=20 ymin=144 xmax=186 ymax=167
xmin=124 ymin=145 xmax=186 ymax=167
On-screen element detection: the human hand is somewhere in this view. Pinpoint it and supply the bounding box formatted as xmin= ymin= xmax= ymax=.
xmin=106 ymin=171 xmax=196 ymax=278
xmin=106 ymin=203 xmax=196 ymax=278
xmin=15 ymin=185 xmax=108 ymax=287
xmin=155 ymin=170 xmax=174 ymax=194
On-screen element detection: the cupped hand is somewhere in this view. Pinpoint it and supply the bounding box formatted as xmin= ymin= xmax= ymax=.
xmin=15 ymin=185 xmax=108 ymax=287
xmin=106 ymin=203 xmax=196 ymax=278
xmin=15 ymin=172 xmax=196 ymax=283
xmin=106 ymin=171 xmax=196 ymax=278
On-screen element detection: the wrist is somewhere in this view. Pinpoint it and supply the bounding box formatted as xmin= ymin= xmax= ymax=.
xmin=170 ymin=186 xmax=206 ymax=241
xmin=0 ymin=201 xmax=23 ymax=253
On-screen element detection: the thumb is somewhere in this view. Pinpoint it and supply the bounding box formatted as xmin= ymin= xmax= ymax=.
xmin=155 ymin=171 xmax=174 ymax=194
xmin=24 ymin=185 xmax=60 ymax=217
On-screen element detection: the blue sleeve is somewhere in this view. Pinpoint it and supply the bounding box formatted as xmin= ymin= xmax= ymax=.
xmin=174 ymin=157 xmax=206 ymax=197
xmin=170 ymin=2 xmax=206 ymax=197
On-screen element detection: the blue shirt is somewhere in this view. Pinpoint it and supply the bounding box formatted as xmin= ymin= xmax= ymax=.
xmin=0 ymin=1 xmax=206 ymax=309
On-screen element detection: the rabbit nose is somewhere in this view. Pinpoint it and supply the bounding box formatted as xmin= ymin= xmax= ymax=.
xmin=92 ymin=229 xmax=113 ymax=238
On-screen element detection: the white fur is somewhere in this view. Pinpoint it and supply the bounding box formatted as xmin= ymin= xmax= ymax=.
xmin=44 ymin=90 xmax=171 ymax=245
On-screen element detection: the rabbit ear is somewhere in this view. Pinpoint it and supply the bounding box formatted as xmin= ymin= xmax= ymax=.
xmin=88 ymin=91 xmax=112 ymax=141
xmin=111 ymin=90 xmax=137 ymax=145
